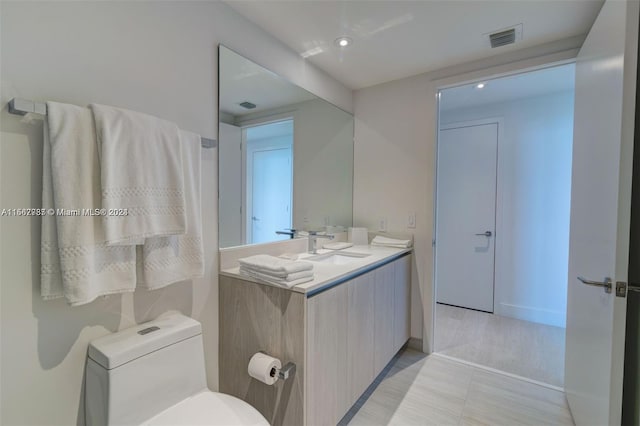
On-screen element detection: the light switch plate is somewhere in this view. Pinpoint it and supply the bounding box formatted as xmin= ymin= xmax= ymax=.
xmin=379 ymin=217 xmax=387 ymax=232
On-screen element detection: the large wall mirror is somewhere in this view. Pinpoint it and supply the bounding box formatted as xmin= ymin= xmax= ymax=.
xmin=218 ymin=46 xmax=354 ymax=248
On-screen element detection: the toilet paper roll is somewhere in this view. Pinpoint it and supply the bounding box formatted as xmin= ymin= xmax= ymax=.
xmin=248 ymin=352 xmax=281 ymax=385
xmin=349 ymin=227 xmax=369 ymax=245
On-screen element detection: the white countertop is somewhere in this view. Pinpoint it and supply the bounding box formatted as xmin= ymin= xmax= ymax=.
xmin=220 ymin=245 xmax=412 ymax=296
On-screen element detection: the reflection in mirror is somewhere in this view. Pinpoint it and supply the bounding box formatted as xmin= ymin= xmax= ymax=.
xmin=218 ymin=46 xmax=354 ymax=248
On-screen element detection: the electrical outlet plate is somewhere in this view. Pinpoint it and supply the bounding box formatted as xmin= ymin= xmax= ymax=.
xmin=408 ymin=213 xmax=416 ymax=229
xmin=379 ymin=217 xmax=387 ymax=232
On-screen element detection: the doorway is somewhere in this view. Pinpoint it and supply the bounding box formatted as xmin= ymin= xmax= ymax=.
xmin=244 ymin=119 xmax=294 ymax=245
xmin=434 ymin=64 xmax=575 ymax=388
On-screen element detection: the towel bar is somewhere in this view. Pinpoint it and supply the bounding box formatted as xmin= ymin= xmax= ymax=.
xmin=7 ymin=98 xmax=217 ymax=149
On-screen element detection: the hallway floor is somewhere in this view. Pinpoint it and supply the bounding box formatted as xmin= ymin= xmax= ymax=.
xmin=434 ymin=303 xmax=565 ymax=387
xmin=343 ymin=349 xmax=574 ymax=426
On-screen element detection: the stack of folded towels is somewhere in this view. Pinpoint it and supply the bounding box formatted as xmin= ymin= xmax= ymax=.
xmin=238 ymin=254 xmax=314 ymax=288
xmin=371 ymin=235 xmax=413 ymax=248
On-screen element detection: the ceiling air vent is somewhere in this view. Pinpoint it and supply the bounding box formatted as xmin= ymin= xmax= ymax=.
xmin=489 ymin=28 xmax=516 ymax=48
xmin=239 ymin=101 xmax=257 ymax=109
xmin=487 ymin=24 xmax=522 ymax=48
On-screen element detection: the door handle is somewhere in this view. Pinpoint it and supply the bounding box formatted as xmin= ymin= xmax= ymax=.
xmin=577 ymin=276 xmax=612 ymax=294
xmin=475 ymin=231 xmax=492 ymax=237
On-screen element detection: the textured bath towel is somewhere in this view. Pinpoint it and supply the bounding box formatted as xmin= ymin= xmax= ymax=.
xmin=239 ymin=267 xmax=314 ymax=288
xmin=238 ymin=254 xmax=313 ymax=278
xmin=371 ymin=235 xmax=413 ymax=248
xmin=90 ymin=104 xmax=186 ymax=245
xmin=238 ymin=266 xmax=313 ymax=283
xmin=136 ymin=130 xmax=204 ymax=289
xmin=41 ymin=102 xmax=137 ymax=306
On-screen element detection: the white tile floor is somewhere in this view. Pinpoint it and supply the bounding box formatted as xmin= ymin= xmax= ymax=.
xmin=343 ymin=349 xmax=574 ymax=426
xmin=434 ymin=303 xmax=566 ymax=387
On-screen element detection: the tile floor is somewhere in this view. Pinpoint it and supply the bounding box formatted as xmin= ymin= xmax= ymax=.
xmin=434 ymin=303 xmax=566 ymax=387
xmin=342 ymin=349 xmax=574 ymax=426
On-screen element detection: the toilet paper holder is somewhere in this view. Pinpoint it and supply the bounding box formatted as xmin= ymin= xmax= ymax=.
xmin=272 ymin=362 xmax=296 ymax=381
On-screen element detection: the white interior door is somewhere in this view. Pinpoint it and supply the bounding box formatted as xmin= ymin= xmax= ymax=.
xmin=436 ymin=121 xmax=498 ymax=312
xmin=248 ymin=147 xmax=292 ymax=244
xmin=564 ymin=1 xmax=638 ymax=425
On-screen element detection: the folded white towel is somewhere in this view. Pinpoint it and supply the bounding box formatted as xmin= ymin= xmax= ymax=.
xmin=239 ymin=266 xmax=313 ymax=282
xmin=371 ymin=235 xmax=412 ymax=248
xmin=90 ymin=104 xmax=186 ymax=245
xmin=238 ymin=254 xmax=313 ymax=278
xmin=137 ymin=130 xmax=204 ymax=289
xmin=239 ymin=268 xmax=314 ymax=288
xmin=41 ymin=102 xmax=137 ymax=306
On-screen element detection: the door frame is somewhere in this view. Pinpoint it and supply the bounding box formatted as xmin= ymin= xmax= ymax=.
xmin=426 ymin=55 xmax=578 ymax=356
xmin=435 ymin=117 xmax=504 ymax=314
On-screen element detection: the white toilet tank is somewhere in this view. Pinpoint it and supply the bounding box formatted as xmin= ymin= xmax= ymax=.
xmin=85 ymin=314 xmax=208 ymax=425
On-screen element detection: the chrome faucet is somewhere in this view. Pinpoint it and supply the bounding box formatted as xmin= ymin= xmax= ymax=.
xmin=308 ymin=231 xmax=334 ymax=254
xmin=275 ymin=229 xmax=297 ymax=239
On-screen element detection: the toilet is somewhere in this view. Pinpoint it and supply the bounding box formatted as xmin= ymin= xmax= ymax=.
xmin=85 ymin=314 xmax=269 ymax=425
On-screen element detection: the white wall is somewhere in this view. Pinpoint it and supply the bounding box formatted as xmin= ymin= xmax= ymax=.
xmin=353 ymin=74 xmax=435 ymax=342
xmin=0 ymin=2 xmax=351 ymax=425
xmin=218 ymin=122 xmax=243 ymax=248
xmin=353 ymin=38 xmax=582 ymax=349
xmin=440 ymin=91 xmax=574 ymax=328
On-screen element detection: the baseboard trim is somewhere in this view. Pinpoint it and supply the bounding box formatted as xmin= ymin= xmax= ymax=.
xmin=432 ymin=352 xmax=565 ymax=392
xmin=497 ymin=302 xmax=566 ymax=328
xmin=406 ymin=337 xmax=423 ymax=351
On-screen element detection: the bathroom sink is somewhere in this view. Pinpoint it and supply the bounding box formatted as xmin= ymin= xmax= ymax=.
xmin=307 ymin=252 xmax=371 ymax=265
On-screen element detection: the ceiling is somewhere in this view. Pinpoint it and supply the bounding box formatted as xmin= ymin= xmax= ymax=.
xmin=440 ymin=63 xmax=575 ymax=112
xmin=220 ymin=46 xmax=316 ymax=117
xmin=227 ymin=0 xmax=603 ymax=90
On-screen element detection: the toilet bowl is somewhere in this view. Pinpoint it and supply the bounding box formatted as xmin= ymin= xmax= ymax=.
xmin=85 ymin=314 xmax=269 ymax=426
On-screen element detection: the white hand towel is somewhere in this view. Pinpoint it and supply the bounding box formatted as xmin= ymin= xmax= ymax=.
xmin=371 ymin=235 xmax=412 ymax=248
xmin=41 ymin=102 xmax=137 ymax=306
xmin=239 ymin=268 xmax=314 ymax=288
xmin=238 ymin=254 xmax=313 ymax=278
xmin=239 ymin=266 xmax=313 ymax=282
xmin=90 ymin=104 xmax=186 ymax=245
xmin=137 ymin=130 xmax=204 ymax=289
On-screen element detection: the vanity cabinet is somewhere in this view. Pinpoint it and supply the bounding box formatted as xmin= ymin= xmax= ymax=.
xmin=306 ymin=254 xmax=412 ymax=426
xmin=219 ymin=252 xmax=412 ymax=426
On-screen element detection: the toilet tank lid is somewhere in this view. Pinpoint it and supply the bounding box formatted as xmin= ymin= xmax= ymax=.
xmin=88 ymin=314 xmax=202 ymax=370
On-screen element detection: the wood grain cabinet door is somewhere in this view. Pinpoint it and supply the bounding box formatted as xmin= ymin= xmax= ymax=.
xmin=347 ymin=274 xmax=375 ymax=406
xmin=306 ymin=283 xmax=348 ymax=426
xmin=373 ymin=262 xmax=395 ymax=376
xmin=394 ymin=255 xmax=411 ymax=352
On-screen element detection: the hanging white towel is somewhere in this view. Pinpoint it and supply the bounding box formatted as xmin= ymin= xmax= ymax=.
xmin=41 ymin=102 xmax=137 ymax=306
xmin=40 ymin=121 xmax=63 ymax=300
xmin=136 ymin=130 xmax=204 ymax=289
xmin=90 ymin=104 xmax=186 ymax=245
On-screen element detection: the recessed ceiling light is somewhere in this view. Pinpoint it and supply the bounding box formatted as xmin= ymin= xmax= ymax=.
xmin=476 ymin=83 xmax=486 ymax=89
xmin=335 ymin=37 xmax=352 ymax=48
